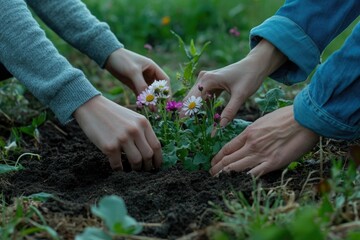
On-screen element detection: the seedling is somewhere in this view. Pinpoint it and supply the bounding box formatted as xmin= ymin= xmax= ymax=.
xmin=76 ymin=195 xmax=142 ymax=240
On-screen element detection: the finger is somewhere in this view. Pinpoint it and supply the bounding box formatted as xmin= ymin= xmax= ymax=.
xmin=144 ymin=125 xmax=163 ymax=169
xmin=108 ymin=150 xmax=124 ymax=171
xmin=247 ymin=161 xmax=273 ymax=177
xmin=134 ymin=133 xmax=154 ymax=171
xmin=132 ymin=73 xmax=149 ymax=95
xmin=123 ymin=142 xmax=143 ymax=171
xmin=210 ymin=144 xmax=249 ymax=176
xmin=220 ymin=95 xmax=244 ymax=127
xmin=211 ymin=133 xmax=247 ymax=166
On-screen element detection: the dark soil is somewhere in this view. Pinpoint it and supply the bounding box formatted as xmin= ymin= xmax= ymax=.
xmin=1 ymin=114 xmax=343 ymax=240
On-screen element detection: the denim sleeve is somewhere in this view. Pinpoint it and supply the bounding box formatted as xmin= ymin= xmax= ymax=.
xmin=26 ymin=0 xmax=123 ymax=68
xmin=250 ymin=0 xmax=360 ymax=85
xmin=294 ymin=23 xmax=360 ymax=140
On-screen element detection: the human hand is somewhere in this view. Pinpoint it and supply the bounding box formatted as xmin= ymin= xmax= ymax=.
xmin=210 ymin=105 xmax=319 ymax=177
xmin=74 ymin=95 xmax=162 ymax=171
xmin=183 ymin=39 xmax=287 ymax=127
xmin=105 ymin=48 xmax=169 ymax=95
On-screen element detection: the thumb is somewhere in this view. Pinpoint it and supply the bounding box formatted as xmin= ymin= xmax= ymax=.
xmin=220 ymin=95 xmax=243 ymax=127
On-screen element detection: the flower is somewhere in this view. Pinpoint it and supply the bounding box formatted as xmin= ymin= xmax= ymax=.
xmin=198 ymin=84 xmax=204 ymax=92
xmin=144 ymin=43 xmax=153 ymax=51
xmin=229 ymin=27 xmax=240 ymax=37
xmin=161 ymin=16 xmax=171 ymax=25
xmin=214 ymin=113 xmax=221 ymax=122
xmin=149 ymin=80 xmax=170 ymax=98
xmin=166 ymin=101 xmax=183 ymax=112
xmin=137 ymin=89 xmax=157 ymax=106
xmin=182 ymin=96 xmax=203 ymax=116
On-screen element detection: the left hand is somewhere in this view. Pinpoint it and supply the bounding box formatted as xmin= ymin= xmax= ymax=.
xmin=105 ymin=48 xmax=169 ymax=95
xmin=210 ymin=105 xmax=319 ymax=177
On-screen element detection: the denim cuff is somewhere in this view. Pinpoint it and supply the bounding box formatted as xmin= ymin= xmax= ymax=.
xmin=250 ymin=15 xmax=320 ymax=85
xmin=294 ymin=87 xmax=360 ymax=140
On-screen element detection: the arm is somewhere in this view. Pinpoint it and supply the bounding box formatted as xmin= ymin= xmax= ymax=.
xmin=250 ymin=0 xmax=360 ymax=85
xmin=25 ymin=0 xmax=122 ymax=68
xmin=294 ymin=23 xmax=360 ymax=140
xmin=26 ymin=0 xmax=169 ymax=95
xmin=0 ymin=0 xmax=100 ymax=124
xmin=0 ymin=0 xmax=163 ymax=171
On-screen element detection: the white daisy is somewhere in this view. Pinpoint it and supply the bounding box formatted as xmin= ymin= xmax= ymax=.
xmin=182 ymin=96 xmax=203 ymax=116
xmin=149 ymin=80 xmax=170 ymax=98
xmin=137 ymin=89 xmax=157 ymax=106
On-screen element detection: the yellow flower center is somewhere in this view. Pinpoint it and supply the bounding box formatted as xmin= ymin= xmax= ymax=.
xmin=146 ymin=94 xmax=155 ymax=102
xmin=188 ymin=102 xmax=196 ymax=109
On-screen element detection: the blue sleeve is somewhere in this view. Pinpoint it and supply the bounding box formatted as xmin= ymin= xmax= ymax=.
xmin=26 ymin=0 xmax=123 ymax=68
xmin=294 ymin=23 xmax=360 ymax=140
xmin=250 ymin=0 xmax=360 ymax=85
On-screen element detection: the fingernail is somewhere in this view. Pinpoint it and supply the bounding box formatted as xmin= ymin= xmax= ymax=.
xmin=220 ymin=118 xmax=228 ymax=128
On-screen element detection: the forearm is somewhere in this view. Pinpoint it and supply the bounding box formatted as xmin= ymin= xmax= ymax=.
xmin=250 ymin=0 xmax=360 ymax=85
xmin=246 ymin=39 xmax=287 ymax=79
xmin=0 ymin=0 xmax=100 ymax=124
xmin=26 ymin=0 xmax=123 ymax=68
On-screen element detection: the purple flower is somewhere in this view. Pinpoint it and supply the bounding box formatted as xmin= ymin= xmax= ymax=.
xmin=229 ymin=27 xmax=240 ymax=37
xmin=144 ymin=43 xmax=153 ymax=51
xmin=214 ymin=113 xmax=221 ymax=122
xmin=166 ymin=101 xmax=183 ymax=112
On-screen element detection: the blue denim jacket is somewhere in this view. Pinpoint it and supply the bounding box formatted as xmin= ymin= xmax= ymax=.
xmin=250 ymin=0 xmax=360 ymax=140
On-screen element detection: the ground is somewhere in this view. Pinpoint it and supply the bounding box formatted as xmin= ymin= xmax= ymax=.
xmin=2 ymin=110 xmax=349 ymax=239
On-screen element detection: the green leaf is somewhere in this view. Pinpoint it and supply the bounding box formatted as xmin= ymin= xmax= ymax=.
xmin=172 ymin=88 xmax=188 ymax=98
xmin=108 ymin=86 xmax=124 ymax=95
xmin=184 ymin=157 xmax=199 ymax=171
xmin=32 ymin=112 xmax=46 ymax=127
xmin=193 ymin=152 xmax=209 ymax=165
xmin=189 ymin=39 xmax=197 ymax=57
xmin=91 ymin=195 xmax=142 ymax=235
xmin=318 ymin=195 xmax=334 ymax=223
xmin=24 ymin=192 xmax=56 ymax=202
xmin=255 ymin=88 xmax=291 ymax=113
xmin=0 ymin=164 xmax=24 ymax=174
xmin=75 ymin=227 xmax=111 ymax=240
xmin=170 ymin=30 xmax=191 ymax=59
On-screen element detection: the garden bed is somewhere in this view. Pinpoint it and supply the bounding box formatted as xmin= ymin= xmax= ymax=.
xmin=1 ymin=117 xmax=336 ymax=239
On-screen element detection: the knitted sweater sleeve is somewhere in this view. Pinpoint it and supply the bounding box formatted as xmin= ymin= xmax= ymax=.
xmin=0 ymin=0 xmax=100 ymax=124
xmin=25 ymin=0 xmax=123 ymax=67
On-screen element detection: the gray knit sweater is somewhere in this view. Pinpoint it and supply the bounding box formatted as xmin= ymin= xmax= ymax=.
xmin=0 ymin=0 xmax=123 ymax=124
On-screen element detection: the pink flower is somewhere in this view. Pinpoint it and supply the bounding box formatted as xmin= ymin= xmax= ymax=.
xmin=229 ymin=27 xmax=240 ymax=37
xmin=144 ymin=43 xmax=153 ymax=51
xmin=214 ymin=113 xmax=221 ymax=121
xmin=166 ymin=101 xmax=183 ymax=112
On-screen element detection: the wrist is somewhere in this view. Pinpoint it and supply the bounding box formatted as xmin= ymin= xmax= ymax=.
xmin=246 ymin=39 xmax=287 ymax=78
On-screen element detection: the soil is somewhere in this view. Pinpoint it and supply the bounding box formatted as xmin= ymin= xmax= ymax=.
xmin=1 ymin=110 xmax=351 ymax=240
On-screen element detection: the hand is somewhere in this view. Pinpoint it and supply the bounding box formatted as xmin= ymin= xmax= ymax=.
xmin=74 ymin=95 xmax=162 ymax=171
xmin=105 ymin=48 xmax=169 ymax=95
xmin=210 ymin=105 xmax=319 ymax=177
xmin=183 ymin=39 xmax=287 ymax=127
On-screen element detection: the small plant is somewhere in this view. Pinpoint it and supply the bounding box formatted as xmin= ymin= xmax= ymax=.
xmin=135 ymin=33 xmax=251 ymax=170
xmin=254 ymin=87 xmax=293 ymax=116
xmin=76 ymin=195 xmax=142 ymax=240
xmin=0 ymin=195 xmax=59 ymax=239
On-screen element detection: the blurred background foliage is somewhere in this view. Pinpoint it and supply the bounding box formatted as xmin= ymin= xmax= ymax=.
xmin=1 ymin=0 xmax=359 ymax=118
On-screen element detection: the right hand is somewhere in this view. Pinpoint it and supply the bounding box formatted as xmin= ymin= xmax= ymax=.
xmin=183 ymin=39 xmax=287 ymax=127
xmin=74 ymin=95 xmax=162 ymax=171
